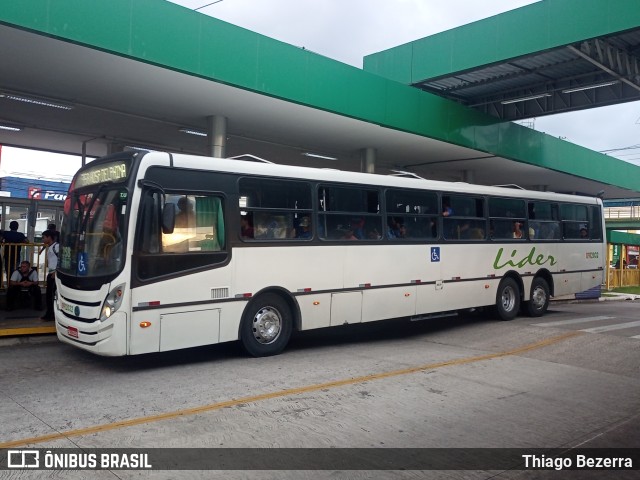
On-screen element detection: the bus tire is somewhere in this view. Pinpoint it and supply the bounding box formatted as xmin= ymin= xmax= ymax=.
xmin=525 ymin=277 xmax=550 ymax=317
xmin=495 ymin=277 xmax=520 ymax=321
xmin=240 ymin=293 xmax=292 ymax=357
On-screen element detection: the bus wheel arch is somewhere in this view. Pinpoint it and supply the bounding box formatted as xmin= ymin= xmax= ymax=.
xmin=533 ymin=269 xmax=554 ymax=297
xmin=239 ymin=288 xmax=298 ymax=357
xmin=525 ymin=273 xmax=551 ymax=317
xmin=495 ymin=273 xmax=522 ymax=321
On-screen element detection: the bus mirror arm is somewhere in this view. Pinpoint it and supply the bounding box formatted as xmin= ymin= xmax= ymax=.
xmin=162 ymin=202 xmax=176 ymax=234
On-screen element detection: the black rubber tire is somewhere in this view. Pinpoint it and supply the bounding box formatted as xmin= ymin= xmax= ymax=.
xmin=495 ymin=277 xmax=521 ymax=321
xmin=525 ymin=277 xmax=550 ymax=317
xmin=240 ymin=293 xmax=293 ymax=357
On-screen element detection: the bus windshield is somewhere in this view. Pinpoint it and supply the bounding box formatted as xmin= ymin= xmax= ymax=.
xmin=59 ymin=187 xmax=128 ymax=279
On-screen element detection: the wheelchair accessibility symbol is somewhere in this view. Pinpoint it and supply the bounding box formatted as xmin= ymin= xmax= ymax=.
xmin=430 ymin=247 xmax=440 ymax=262
xmin=77 ymin=253 xmax=88 ymax=276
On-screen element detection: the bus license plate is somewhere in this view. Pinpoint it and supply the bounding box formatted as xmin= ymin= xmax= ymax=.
xmin=67 ymin=326 xmax=79 ymax=338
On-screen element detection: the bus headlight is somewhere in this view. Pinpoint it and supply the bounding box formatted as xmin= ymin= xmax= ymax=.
xmin=101 ymin=283 xmax=126 ymax=321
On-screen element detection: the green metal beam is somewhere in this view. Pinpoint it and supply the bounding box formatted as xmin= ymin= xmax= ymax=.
xmin=363 ymin=0 xmax=640 ymax=85
xmin=1 ymin=0 xmax=640 ymax=194
xmin=607 ymin=230 xmax=640 ymax=246
xmin=605 ymin=219 xmax=640 ymax=230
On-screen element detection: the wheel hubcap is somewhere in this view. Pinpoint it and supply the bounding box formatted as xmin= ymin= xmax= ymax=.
xmin=252 ymin=306 xmax=282 ymax=344
xmin=502 ymin=286 xmax=516 ymax=312
xmin=531 ymin=286 xmax=547 ymax=310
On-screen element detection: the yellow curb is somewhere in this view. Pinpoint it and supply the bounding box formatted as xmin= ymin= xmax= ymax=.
xmin=0 ymin=326 xmax=56 ymax=337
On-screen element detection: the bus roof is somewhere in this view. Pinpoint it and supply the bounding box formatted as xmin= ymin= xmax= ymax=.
xmin=136 ymin=151 xmax=601 ymax=205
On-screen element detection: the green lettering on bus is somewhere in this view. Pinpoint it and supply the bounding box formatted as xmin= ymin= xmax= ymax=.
xmin=493 ymin=247 xmax=557 ymax=270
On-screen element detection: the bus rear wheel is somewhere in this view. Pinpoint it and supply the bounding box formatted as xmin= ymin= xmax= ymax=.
xmin=525 ymin=277 xmax=550 ymax=317
xmin=495 ymin=277 xmax=520 ymax=321
xmin=240 ymin=294 xmax=292 ymax=357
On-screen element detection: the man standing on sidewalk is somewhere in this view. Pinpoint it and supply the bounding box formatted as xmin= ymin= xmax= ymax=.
xmin=41 ymin=230 xmax=59 ymax=321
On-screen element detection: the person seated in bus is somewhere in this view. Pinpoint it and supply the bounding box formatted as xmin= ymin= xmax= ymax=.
xmin=175 ymin=196 xmax=196 ymax=228
xmin=240 ymin=214 xmax=254 ymax=239
xmin=579 ymin=225 xmax=588 ymax=238
xmin=387 ymin=217 xmax=402 ymax=238
xmin=295 ymin=217 xmax=312 ymax=239
xmin=541 ymin=222 xmax=561 ymax=239
xmin=6 ymin=260 xmax=42 ymax=311
xmin=512 ymin=221 xmax=524 ymax=239
xmin=442 ymin=202 xmax=453 ymax=217
xmin=467 ymin=228 xmax=485 ymax=240
xmin=350 ymin=217 xmax=365 ymax=239
xmin=455 ymin=221 xmax=471 ymax=239
xmin=367 ymin=228 xmax=382 ymax=240
xmin=341 ymin=226 xmax=358 ymax=240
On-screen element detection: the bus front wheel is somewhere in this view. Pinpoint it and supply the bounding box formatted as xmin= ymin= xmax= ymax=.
xmin=240 ymin=294 xmax=293 ymax=357
xmin=525 ymin=277 xmax=550 ymax=317
xmin=495 ymin=277 xmax=520 ymax=321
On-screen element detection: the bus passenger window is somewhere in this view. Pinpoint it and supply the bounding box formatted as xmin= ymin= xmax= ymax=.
xmin=163 ymin=195 xmax=225 ymax=252
xmin=239 ymin=177 xmax=312 ymax=241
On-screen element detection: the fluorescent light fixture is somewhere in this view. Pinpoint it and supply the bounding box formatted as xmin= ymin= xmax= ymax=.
xmin=0 ymin=93 xmax=73 ymax=110
xmin=302 ymin=152 xmax=337 ymax=160
xmin=500 ymin=93 xmax=552 ymax=105
xmin=0 ymin=124 xmax=22 ymax=132
xmin=562 ymin=80 xmax=619 ymax=94
xmin=179 ymin=127 xmax=207 ymax=137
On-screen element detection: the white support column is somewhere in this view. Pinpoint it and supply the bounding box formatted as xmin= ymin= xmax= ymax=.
xmin=361 ymin=147 xmax=376 ymax=173
xmin=207 ymin=115 xmax=227 ymax=158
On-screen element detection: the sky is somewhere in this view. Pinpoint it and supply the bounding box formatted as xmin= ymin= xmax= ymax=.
xmin=2 ymin=0 xmax=639 ymax=178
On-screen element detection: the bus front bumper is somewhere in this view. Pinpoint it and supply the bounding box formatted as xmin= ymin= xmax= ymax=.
xmin=55 ymin=310 xmax=128 ymax=356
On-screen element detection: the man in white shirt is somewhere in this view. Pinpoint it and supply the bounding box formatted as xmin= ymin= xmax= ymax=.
xmin=41 ymin=230 xmax=59 ymax=321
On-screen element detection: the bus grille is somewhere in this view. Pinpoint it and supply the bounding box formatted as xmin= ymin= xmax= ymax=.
xmin=211 ymin=287 xmax=229 ymax=299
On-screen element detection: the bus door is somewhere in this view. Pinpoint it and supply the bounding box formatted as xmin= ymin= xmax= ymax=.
xmin=130 ymin=191 xmax=229 ymax=354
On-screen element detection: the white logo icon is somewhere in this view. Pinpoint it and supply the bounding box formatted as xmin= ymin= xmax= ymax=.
xmin=8 ymin=450 xmax=39 ymax=468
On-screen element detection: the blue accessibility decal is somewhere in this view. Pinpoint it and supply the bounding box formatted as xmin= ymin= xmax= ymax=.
xmin=77 ymin=252 xmax=88 ymax=276
xmin=431 ymin=247 xmax=440 ymax=262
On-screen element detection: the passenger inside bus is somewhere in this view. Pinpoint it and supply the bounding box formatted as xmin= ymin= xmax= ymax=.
xmin=175 ymin=196 xmax=196 ymax=228
xmin=240 ymin=214 xmax=254 ymax=239
xmin=512 ymin=221 xmax=524 ymax=239
xmin=294 ymin=216 xmax=312 ymax=239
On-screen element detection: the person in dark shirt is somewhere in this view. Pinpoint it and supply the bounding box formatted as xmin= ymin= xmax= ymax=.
xmin=6 ymin=260 xmax=42 ymax=311
xmin=3 ymin=221 xmax=27 ymax=279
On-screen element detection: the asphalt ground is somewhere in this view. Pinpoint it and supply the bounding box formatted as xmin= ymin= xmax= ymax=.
xmin=0 ymin=300 xmax=639 ymax=479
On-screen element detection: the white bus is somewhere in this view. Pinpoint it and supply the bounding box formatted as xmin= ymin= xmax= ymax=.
xmin=54 ymin=151 xmax=606 ymax=356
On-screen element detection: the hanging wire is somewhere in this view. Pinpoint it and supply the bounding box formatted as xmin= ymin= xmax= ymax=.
xmin=194 ymin=0 xmax=224 ymax=11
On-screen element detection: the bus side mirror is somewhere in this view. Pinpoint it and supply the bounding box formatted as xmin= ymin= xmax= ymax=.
xmin=162 ymin=202 xmax=176 ymax=234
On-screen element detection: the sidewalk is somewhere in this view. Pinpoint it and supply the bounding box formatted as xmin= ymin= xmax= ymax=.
xmin=600 ymin=291 xmax=640 ymax=301
xmin=552 ymin=291 xmax=640 ymax=303
xmin=0 ymin=305 xmax=56 ymax=339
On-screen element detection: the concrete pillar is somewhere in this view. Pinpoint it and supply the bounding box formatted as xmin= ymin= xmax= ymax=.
xmin=207 ymin=115 xmax=227 ymax=158
xmin=361 ymin=147 xmax=376 ymax=173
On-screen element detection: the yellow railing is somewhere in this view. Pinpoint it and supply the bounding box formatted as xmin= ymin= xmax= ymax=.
xmin=1 ymin=242 xmax=49 ymax=290
xmin=607 ymin=268 xmax=640 ymax=288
